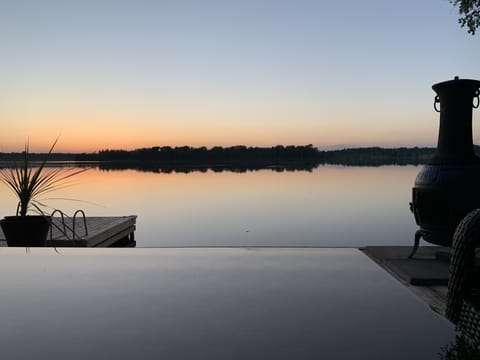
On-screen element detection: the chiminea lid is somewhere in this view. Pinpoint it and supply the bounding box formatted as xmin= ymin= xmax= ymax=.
xmin=432 ymin=76 xmax=480 ymax=95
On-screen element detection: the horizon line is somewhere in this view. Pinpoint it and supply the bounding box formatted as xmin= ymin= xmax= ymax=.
xmin=0 ymin=144 xmax=446 ymax=155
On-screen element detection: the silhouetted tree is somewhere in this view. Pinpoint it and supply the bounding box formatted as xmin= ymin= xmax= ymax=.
xmin=449 ymin=0 xmax=480 ymax=34
xmin=2 ymin=144 xmax=463 ymax=168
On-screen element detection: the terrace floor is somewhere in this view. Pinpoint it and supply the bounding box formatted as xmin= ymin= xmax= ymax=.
xmin=0 ymin=247 xmax=454 ymax=360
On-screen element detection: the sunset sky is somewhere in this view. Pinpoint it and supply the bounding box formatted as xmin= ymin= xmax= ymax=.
xmin=1 ymin=0 xmax=479 ymax=153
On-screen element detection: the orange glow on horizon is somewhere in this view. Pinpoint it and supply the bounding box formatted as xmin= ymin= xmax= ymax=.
xmin=0 ymin=127 xmax=437 ymax=153
xmin=0 ymin=102 xmax=438 ymax=152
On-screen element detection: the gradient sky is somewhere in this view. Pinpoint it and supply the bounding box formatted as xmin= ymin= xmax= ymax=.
xmin=1 ymin=0 xmax=479 ymax=152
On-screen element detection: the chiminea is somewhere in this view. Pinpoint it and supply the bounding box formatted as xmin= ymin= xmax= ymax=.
xmin=409 ymin=77 xmax=480 ymax=258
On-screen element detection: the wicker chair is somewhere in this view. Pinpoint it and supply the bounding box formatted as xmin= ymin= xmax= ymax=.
xmin=446 ymin=208 xmax=480 ymax=345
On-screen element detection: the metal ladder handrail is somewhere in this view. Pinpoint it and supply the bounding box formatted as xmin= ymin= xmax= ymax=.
xmin=72 ymin=209 xmax=88 ymax=240
xmin=50 ymin=209 xmax=70 ymax=242
xmin=49 ymin=209 xmax=89 ymax=243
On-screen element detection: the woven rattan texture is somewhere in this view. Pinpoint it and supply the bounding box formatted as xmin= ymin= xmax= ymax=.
xmin=459 ymin=299 xmax=480 ymax=345
xmin=447 ymin=209 xmax=480 ymax=324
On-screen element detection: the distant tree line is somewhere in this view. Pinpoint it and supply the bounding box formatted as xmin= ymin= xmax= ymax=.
xmin=0 ymin=152 xmax=77 ymax=162
xmin=77 ymin=145 xmax=319 ymax=165
xmin=320 ymin=147 xmax=437 ymax=166
xmin=2 ymin=145 xmax=480 ymax=169
xmin=74 ymin=145 xmax=441 ymax=166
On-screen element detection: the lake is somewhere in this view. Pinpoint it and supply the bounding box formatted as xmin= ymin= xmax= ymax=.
xmin=0 ymin=165 xmax=421 ymax=248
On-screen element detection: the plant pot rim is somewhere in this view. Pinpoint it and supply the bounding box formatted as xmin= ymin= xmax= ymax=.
xmin=1 ymin=215 xmax=52 ymax=221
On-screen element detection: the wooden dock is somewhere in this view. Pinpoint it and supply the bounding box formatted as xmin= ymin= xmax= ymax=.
xmin=0 ymin=216 xmax=137 ymax=247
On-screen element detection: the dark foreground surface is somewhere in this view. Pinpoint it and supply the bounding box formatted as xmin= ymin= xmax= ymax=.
xmin=0 ymin=248 xmax=454 ymax=359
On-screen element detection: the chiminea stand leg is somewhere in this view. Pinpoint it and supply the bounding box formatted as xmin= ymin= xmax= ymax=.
xmin=408 ymin=230 xmax=422 ymax=259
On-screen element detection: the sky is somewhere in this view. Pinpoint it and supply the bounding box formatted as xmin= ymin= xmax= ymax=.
xmin=0 ymin=0 xmax=479 ymax=153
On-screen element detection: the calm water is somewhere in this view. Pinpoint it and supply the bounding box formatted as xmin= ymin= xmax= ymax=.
xmin=0 ymin=165 xmax=420 ymax=247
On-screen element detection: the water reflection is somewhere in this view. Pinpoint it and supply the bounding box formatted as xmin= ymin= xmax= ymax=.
xmin=0 ymin=165 xmax=420 ymax=247
xmin=96 ymin=162 xmax=318 ymax=173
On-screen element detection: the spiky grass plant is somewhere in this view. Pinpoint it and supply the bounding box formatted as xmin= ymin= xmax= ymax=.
xmin=0 ymin=139 xmax=87 ymax=217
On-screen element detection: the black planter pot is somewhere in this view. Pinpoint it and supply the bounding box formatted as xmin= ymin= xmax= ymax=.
xmin=0 ymin=216 xmax=52 ymax=247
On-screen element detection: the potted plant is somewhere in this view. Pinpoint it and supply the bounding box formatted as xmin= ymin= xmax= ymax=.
xmin=0 ymin=139 xmax=86 ymax=247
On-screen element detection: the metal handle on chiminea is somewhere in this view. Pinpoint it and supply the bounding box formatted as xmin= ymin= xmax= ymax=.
xmin=434 ymin=96 xmax=441 ymax=112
